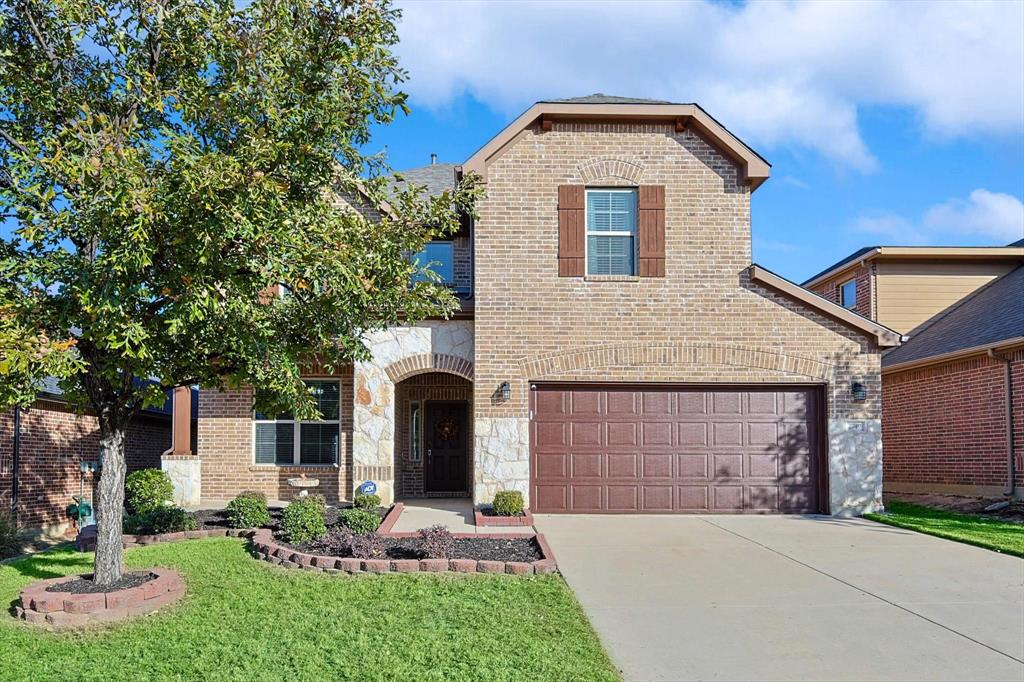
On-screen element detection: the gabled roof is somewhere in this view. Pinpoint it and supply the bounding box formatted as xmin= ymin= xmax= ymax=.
xmin=747 ymin=265 xmax=901 ymax=347
xmin=882 ymin=266 xmax=1024 ymax=371
xmin=387 ymin=163 xmax=458 ymax=200
xmin=461 ymin=96 xmax=771 ymax=190
xmin=802 ymin=244 xmax=1024 ymax=289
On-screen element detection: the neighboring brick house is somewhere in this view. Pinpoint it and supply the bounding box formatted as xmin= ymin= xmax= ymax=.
xmin=0 ymin=379 xmax=189 ymax=536
xmin=189 ymin=95 xmax=900 ymax=516
xmin=807 ymin=241 xmax=1024 ymax=498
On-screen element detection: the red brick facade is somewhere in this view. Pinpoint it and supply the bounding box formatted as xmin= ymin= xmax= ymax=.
xmin=810 ymin=264 xmax=873 ymax=320
xmin=0 ymin=400 xmax=170 ymax=533
xmin=883 ymin=348 xmax=1024 ymax=495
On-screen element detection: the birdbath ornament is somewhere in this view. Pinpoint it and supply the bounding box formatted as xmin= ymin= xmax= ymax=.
xmin=287 ymin=474 xmax=320 ymax=497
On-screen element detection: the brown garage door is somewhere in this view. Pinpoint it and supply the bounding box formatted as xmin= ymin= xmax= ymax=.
xmin=530 ymin=384 xmax=823 ymax=513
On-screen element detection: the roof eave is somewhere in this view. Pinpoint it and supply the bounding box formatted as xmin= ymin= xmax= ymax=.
xmin=803 ymin=246 xmax=1024 ymax=289
xmin=462 ymin=102 xmax=770 ymax=191
xmin=882 ymin=336 xmax=1024 ymax=374
xmin=748 ymin=264 xmax=901 ymax=348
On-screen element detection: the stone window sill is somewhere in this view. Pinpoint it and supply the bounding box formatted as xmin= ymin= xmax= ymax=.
xmin=248 ymin=464 xmax=340 ymax=472
xmin=584 ymin=275 xmax=641 ymax=283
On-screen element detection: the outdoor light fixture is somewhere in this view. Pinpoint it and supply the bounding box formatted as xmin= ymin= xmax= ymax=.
xmin=851 ymin=381 xmax=867 ymax=402
xmin=499 ymin=381 xmax=512 ymax=401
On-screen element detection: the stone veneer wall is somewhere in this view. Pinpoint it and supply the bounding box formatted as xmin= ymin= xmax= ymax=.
xmin=471 ymin=120 xmax=885 ymax=515
xmin=352 ymin=320 xmax=473 ymax=505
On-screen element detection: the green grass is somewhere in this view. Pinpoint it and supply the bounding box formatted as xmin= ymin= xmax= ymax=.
xmin=1 ymin=538 xmax=618 ymax=682
xmin=866 ymin=500 xmax=1024 ymax=557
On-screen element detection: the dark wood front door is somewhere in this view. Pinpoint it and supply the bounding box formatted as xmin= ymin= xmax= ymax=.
xmin=425 ymin=401 xmax=468 ymax=493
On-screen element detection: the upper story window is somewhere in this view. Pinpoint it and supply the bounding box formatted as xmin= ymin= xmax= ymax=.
xmin=413 ymin=241 xmax=455 ymax=286
xmin=254 ymin=379 xmax=339 ymax=466
xmin=839 ymin=279 xmax=857 ymax=309
xmin=586 ymin=189 xmax=637 ymax=276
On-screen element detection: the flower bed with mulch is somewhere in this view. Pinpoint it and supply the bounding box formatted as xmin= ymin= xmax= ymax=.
xmin=474 ymin=507 xmax=535 ymax=527
xmin=250 ymin=528 xmax=557 ymax=575
xmin=16 ymin=568 xmax=184 ymax=628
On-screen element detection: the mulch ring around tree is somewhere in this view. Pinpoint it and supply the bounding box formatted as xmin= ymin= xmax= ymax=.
xmin=278 ymin=534 xmax=543 ymax=563
xmin=45 ymin=571 xmax=156 ymax=594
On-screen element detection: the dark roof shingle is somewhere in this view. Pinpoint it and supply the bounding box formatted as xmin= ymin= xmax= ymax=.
xmin=882 ymin=266 xmax=1024 ymax=367
xmin=388 ymin=163 xmax=458 ymax=200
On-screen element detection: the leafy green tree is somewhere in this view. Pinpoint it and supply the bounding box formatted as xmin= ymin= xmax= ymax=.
xmin=0 ymin=0 xmax=478 ymax=584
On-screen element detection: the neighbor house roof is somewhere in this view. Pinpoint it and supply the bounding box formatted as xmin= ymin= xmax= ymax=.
xmin=37 ymin=377 xmax=196 ymax=418
xmin=387 ymin=163 xmax=458 ymax=199
xmin=746 ymin=265 xmax=901 ymax=347
xmin=882 ymin=266 xmax=1024 ymax=372
xmin=461 ymin=95 xmax=771 ymax=190
xmin=802 ymin=244 xmax=1024 ymax=289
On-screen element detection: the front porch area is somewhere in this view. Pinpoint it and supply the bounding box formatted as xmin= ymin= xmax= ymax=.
xmin=389 ymin=498 xmax=528 ymax=534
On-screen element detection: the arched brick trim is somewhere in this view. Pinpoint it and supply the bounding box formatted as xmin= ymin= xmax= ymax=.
xmin=577 ymin=157 xmax=646 ymax=185
xmin=520 ymin=343 xmax=834 ymax=382
xmin=384 ymin=353 xmax=474 ymax=383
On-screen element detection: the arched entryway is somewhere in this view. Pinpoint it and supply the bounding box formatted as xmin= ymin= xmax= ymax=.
xmin=394 ymin=372 xmax=473 ymax=499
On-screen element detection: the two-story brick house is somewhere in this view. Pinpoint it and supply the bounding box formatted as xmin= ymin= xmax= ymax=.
xmin=183 ymin=95 xmax=899 ymax=516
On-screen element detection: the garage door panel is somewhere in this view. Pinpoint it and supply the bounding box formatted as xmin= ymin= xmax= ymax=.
xmin=677 ymin=453 xmax=708 ymax=478
xmin=531 ymin=385 xmax=821 ymax=514
xmin=570 ymin=453 xmax=603 ymax=478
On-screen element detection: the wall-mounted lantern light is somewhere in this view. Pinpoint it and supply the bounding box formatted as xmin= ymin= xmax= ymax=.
xmin=851 ymin=381 xmax=867 ymax=402
xmin=499 ymin=381 xmax=512 ymax=402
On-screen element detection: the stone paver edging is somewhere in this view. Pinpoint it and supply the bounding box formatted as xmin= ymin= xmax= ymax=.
xmin=474 ymin=508 xmax=535 ymax=527
xmin=16 ymin=568 xmax=184 ymax=628
xmin=76 ymin=525 xmax=248 ymax=552
xmin=250 ymin=527 xmax=557 ymax=575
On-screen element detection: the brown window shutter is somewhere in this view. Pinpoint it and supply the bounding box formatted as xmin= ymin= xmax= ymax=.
xmin=638 ymin=185 xmax=666 ymax=277
xmin=558 ymin=185 xmax=585 ymax=277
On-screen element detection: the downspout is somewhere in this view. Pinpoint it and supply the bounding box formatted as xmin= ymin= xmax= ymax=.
xmin=988 ymin=349 xmax=1016 ymax=498
xmin=11 ymin=406 xmax=22 ymax=519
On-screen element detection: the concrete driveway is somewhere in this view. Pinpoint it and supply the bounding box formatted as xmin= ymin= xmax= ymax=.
xmin=533 ymin=515 xmax=1024 ymax=682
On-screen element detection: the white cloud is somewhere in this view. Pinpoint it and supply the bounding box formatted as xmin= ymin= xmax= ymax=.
xmin=852 ymin=190 xmax=1024 ymax=244
xmin=924 ymin=190 xmax=1024 ymax=242
xmin=395 ymin=0 xmax=1023 ymax=170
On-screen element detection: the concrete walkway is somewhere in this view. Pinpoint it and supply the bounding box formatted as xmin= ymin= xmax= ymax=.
xmin=389 ymin=498 xmax=526 ymax=534
xmin=534 ymin=514 xmax=1024 ymax=682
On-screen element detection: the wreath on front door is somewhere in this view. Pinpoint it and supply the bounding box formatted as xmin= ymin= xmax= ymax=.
xmin=435 ymin=418 xmax=459 ymax=442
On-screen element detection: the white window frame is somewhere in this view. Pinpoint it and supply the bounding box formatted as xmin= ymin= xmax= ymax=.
xmin=584 ymin=188 xmax=638 ymax=276
xmin=839 ymin=279 xmax=857 ymax=309
xmin=252 ymin=379 xmax=340 ymax=467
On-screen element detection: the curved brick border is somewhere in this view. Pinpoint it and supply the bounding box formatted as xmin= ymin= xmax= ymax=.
xmin=15 ymin=568 xmax=184 ymax=628
xmin=474 ymin=508 xmax=535 ymax=527
xmin=249 ymin=528 xmax=557 ymax=575
xmin=76 ymin=525 xmax=249 ymax=552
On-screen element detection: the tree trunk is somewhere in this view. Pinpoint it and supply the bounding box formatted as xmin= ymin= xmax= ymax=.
xmin=94 ymin=419 xmax=127 ymax=585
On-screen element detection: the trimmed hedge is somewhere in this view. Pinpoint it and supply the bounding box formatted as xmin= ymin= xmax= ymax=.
xmin=492 ymin=490 xmax=524 ymax=516
xmin=124 ymin=469 xmax=173 ymax=515
xmin=282 ymin=495 xmax=327 ymax=543
xmin=226 ymin=492 xmax=270 ymax=529
xmin=338 ymin=508 xmax=380 ymax=535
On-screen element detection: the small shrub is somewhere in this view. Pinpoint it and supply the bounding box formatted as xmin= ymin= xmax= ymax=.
xmin=309 ymin=527 xmax=354 ymax=556
xmin=238 ymin=490 xmax=267 ymax=504
xmin=492 ymin=490 xmax=524 ymax=516
xmin=338 ymin=508 xmax=381 ymax=535
xmin=350 ymin=532 xmax=386 ymax=559
xmin=353 ymin=493 xmax=381 ymax=510
xmin=125 ymin=506 xmax=197 ymax=534
xmin=417 ymin=524 xmax=455 ymax=559
xmin=0 ymin=509 xmax=21 ymax=559
xmin=282 ymin=496 xmax=327 ymax=544
xmin=124 ymin=469 xmax=173 ymax=514
xmin=226 ymin=492 xmax=270 ymax=529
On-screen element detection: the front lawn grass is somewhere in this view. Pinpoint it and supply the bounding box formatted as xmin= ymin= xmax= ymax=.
xmin=0 ymin=538 xmax=618 ymax=681
xmin=866 ymin=500 xmax=1024 ymax=558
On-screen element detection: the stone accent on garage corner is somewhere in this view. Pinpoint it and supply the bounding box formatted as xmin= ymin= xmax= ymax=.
xmin=828 ymin=419 xmax=883 ymax=516
xmin=474 ymin=416 xmax=530 ymax=506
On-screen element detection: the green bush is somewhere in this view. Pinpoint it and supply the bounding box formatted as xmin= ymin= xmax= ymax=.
xmin=124 ymin=468 xmax=173 ymax=514
xmin=282 ymin=496 xmax=327 ymax=544
xmin=124 ymin=506 xmax=197 ymax=534
xmin=353 ymin=493 xmax=381 ymax=510
xmin=338 ymin=508 xmax=380 ymax=535
xmin=226 ymin=492 xmax=270 ymax=529
xmin=492 ymin=490 xmax=524 ymax=516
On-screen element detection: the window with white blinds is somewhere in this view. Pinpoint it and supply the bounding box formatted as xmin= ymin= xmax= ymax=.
xmin=586 ymin=189 xmax=637 ymax=276
xmin=254 ymin=380 xmax=339 ymax=466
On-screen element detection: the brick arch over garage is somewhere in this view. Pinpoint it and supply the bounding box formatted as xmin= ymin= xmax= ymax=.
xmin=384 ymin=353 xmax=474 ymax=384
xmin=519 ymin=343 xmax=834 ymax=384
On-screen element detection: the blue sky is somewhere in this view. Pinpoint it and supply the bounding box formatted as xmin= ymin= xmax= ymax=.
xmin=371 ymin=0 xmax=1024 ymax=283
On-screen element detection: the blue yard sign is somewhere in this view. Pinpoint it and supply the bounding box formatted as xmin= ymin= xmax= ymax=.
xmin=359 ymin=480 xmax=377 ymax=496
